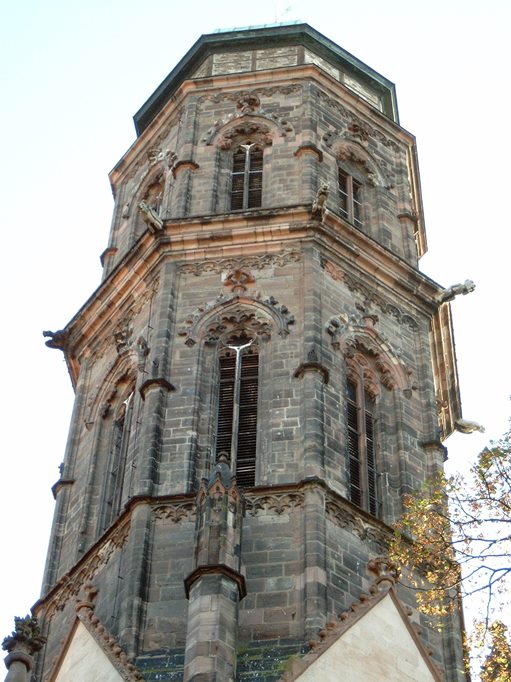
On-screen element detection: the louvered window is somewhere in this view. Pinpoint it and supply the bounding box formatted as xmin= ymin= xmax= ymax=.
xmin=346 ymin=380 xmax=378 ymax=516
xmin=216 ymin=346 xmax=259 ymax=487
xmin=230 ymin=143 xmax=263 ymax=211
xmin=104 ymin=391 xmax=134 ymax=529
xmin=338 ymin=169 xmax=363 ymax=228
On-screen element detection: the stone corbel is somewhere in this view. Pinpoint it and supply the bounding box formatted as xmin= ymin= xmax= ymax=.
xmin=139 ymin=378 xmax=175 ymax=401
xmin=293 ymin=143 xmax=323 ymax=162
xmin=172 ymin=159 xmax=199 ymax=179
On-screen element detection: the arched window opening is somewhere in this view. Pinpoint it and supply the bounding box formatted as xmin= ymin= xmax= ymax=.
xmin=347 ymin=379 xmax=378 ymax=516
xmin=143 ymin=176 xmax=164 ymax=214
xmin=338 ymin=168 xmax=363 ymax=228
xmin=216 ymin=332 xmax=259 ymax=487
xmin=103 ymin=390 xmax=134 ymax=529
xmin=231 ymin=143 xmax=263 ymax=210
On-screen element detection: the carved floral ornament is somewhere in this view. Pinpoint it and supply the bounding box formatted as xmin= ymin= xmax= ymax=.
xmin=179 ymin=294 xmax=294 ymax=347
xmin=322 ymin=259 xmax=419 ymax=330
xmin=315 ymin=90 xmax=400 ymax=151
xmin=178 ymin=249 xmax=302 ymax=276
xmin=202 ymin=90 xmax=293 ymax=148
xmin=326 ymin=314 xmax=415 ymax=395
xmin=223 ymin=268 xmax=255 ymax=294
xmin=322 ymin=132 xmax=390 ymax=188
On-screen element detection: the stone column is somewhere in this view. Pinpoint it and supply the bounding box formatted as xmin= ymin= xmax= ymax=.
xmin=183 ymin=456 xmax=245 ymax=682
xmin=2 ymin=616 xmax=45 ymax=682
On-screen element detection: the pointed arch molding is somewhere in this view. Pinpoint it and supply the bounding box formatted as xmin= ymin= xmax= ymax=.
xmin=84 ymin=353 xmax=138 ymax=428
xmin=203 ymin=96 xmax=293 ymax=148
xmin=326 ymin=315 xmax=414 ymax=394
xmin=323 ymin=132 xmax=389 ymax=188
xmin=178 ymin=294 xmax=295 ymax=347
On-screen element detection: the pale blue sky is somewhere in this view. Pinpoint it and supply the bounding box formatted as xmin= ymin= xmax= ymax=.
xmin=0 ymin=0 xmax=509 ymax=647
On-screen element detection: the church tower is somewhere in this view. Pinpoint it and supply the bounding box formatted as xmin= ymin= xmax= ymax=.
xmin=6 ymin=23 xmax=469 ymax=681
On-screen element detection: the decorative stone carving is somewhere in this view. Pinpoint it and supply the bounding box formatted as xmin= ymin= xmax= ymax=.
xmin=347 ymin=121 xmax=370 ymax=143
xmin=337 ymin=145 xmax=378 ymax=186
xmin=147 ymin=147 xmax=173 ymax=168
xmin=216 ymin=121 xmax=274 ymax=150
xmin=236 ymin=92 xmax=261 ymax=113
xmin=178 ymin=249 xmax=302 ymax=276
xmin=245 ymin=491 xmax=304 ymax=516
xmin=311 ymin=182 xmax=329 ymax=218
xmin=114 ymin=320 xmax=134 ymax=355
xmin=2 ymin=616 xmax=45 ymax=682
xmin=43 ymin=329 xmax=68 ymax=350
xmin=136 ymin=335 xmax=149 ymax=370
xmin=198 ymin=84 xmax=301 ymax=106
xmin=326 ymin=314 xmax=414 ymax=393
xmin=223 ymin=268 xmax=255 ymax=294
xmin=203 ymin=309 xmax=273 ymax=345
xmin=153 ymin=501 xmax=196 ymax=523
xmin=367 ymin=555 xmax=400 ymax=585
xmin=203 ymin=91 xmax=294 ymax=146
xmin=138 ymin=200 xmax=163 ymax=233
xmin=325 ymin=497 xmax=386 ymax=546
xmin=317 ymin=90 xmax=400 ymax=150
xmin=73 ymin=585 xmax=144 ymax=682
xmin=2 ymin=615 xmax=46 ymax=654
xmin=179 ymin=295 xmax=294 ymax=346
xmin=454 ymin=418 xmax=485 ymax=434
xmin=438 ymin=279 xmax=475 ymax=303
xmin=43 ymin=518 xmax=130 ymax=619
xmin=322 ymin=260 xmax=419 ymax=330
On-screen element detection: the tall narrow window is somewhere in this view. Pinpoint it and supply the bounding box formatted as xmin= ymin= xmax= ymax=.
xmin=231 ymin=143 xmax=263 ymax=210
xmin=347 ymin=380 xmax=378 ymax=515
xmin=103 ymin=391 xmax=134 ymax=529
xmin=338 ymin=169 xmax=362 ymax=227
xmin=216 ymin=341 xmax=259 ymax=487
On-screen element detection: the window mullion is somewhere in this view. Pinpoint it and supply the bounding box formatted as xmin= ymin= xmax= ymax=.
xmin=356 ymin=378 xmax=369 ymax=512
xmin=242 ymin=144 xmax=252 ymax=210
xmin=347 ymin=174 xmax=354 ymax=223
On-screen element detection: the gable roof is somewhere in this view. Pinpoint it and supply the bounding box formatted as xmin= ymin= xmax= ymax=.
xmin=46 ymin=589 xmax=144 ymax=682
xmin=133 ymin=23 xmax=398 ymax=135
xmin=278 ymin=580 xmax=443 ymax=682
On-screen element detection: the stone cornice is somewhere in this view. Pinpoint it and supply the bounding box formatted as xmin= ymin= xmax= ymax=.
xmin=58 ymin=205 xmax=443 ymax=386
xmin=111 ymin=65 xmax=413 ymax=191
xmin=34 ymin=481 xmax=393 ymax=621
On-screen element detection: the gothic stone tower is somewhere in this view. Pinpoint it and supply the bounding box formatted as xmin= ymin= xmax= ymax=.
xmin=25 ymin=23 xmax=468 ymax=682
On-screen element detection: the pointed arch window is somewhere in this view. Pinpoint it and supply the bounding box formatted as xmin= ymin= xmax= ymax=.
xmin=216 ymin=334 xmax=259 ymax=487
xmin=103 ymin=390 xmax=134 ymax=529
xmin=338 ymin=168 xmax=363 ymax=228
xmin=230 ymin=143 xmax=263 ymax=210
xmin=346 ymin=378 xmax=378 ymax=516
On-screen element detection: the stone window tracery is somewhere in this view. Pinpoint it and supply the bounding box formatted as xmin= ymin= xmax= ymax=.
xmin=230 ymin=143 xmax=263 ymax=210
xmin=338 ymin=167 xmax=363 ymax=228
xmin=101 ymin=386 xmax=135 ymax=531
xmin=346 ymin=374 xmax=378 ymax=516
xmin=216 ymin=331 xmax=259 ymax=487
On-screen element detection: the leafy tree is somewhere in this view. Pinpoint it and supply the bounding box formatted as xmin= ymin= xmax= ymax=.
xmin=480 ymin=621 xmax=511 ymax=682
xmin=388 ymin=424 xmax=511 ymax=674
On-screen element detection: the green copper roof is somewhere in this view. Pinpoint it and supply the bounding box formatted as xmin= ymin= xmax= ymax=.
xmin=133 ymin=23 xmax=398 ymax=135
